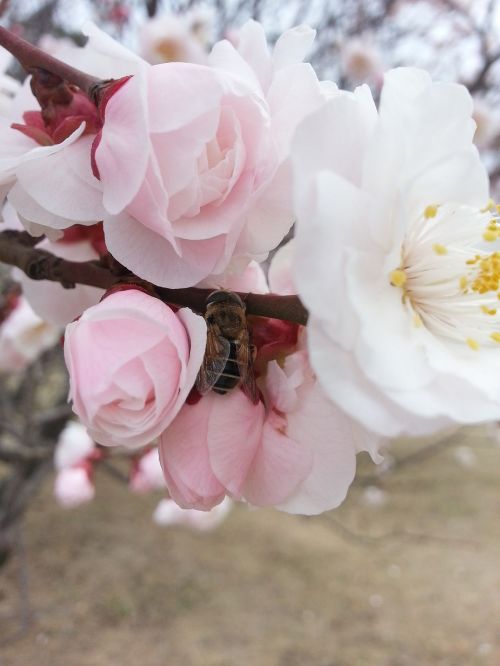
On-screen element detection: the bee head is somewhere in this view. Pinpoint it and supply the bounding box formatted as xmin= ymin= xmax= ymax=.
xmin=206 ymin=290 xmax=245 ymax=309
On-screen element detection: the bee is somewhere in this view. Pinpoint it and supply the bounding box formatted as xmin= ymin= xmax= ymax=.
xmin=196 ymin=290 xmax=259 ymax=404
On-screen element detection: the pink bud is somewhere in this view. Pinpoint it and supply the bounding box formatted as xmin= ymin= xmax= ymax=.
xmin=130 ymin=447 xmax=166 ymax=493
xmin=54 ymin=421 xmax=95 ymax=470
xmin=54 ymin=466 xmax=95 ymax=508
xmin=64 ymin=289 xmax=207 ymax=448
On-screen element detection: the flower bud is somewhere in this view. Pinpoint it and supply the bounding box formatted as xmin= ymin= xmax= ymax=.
xmin=64 ymin=289 xmax=207 ymax=448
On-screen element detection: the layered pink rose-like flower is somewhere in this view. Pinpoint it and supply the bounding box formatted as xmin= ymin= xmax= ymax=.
xmin=159 ymin=346 xmax=381 ymax=515
xmin=94 ymin=21 xmax=328 ymax=288
xmin=158 ymin=243 xmax=381 ymax=514
xmin=64 ymin=289 xmax=207 ymax=448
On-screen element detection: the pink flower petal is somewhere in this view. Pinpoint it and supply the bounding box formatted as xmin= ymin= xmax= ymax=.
xmin=243 ymin=420 xmax=312 ymax=506
xmin=15 ymin=135 xmax=104 ymax=222
xmin=277 ymin=381 xmax=358 ymax=515
xmin=206 ymin=391 xmax=264 ymax=498
xmin=159 ymin=396 xmax=226 ymax=510
xmin=96 ymin=74 xmax=150 ymax=213
xmin=103 ymin=211 xmax=226 ymax=288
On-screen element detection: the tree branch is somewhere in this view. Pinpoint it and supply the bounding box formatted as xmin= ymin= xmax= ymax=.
xmin=0 ymin=231 xmax=308 ymax=325
xmin=0 ymin=26 xmax=101 ymax=97
xmin=146 ymin=0 xmax=159 ymax=18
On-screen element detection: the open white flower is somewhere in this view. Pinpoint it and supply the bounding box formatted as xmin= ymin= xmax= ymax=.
xmin=139 ymin=7 xmax=214 ymax=65
xmin=340 ymin=37 xmax=383 ymax=83
xmin=292 ymin=67 xmax=500 ymax=437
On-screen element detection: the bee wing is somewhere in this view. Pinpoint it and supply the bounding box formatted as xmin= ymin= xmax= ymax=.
xmin=236 ymin=332 xmax=259 ymax=404
xmin=196 ymin=327 xmax=231 ymax=395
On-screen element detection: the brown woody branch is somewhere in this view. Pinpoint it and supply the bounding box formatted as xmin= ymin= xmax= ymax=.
xmin=146 ymin=0 xmax=159 ymax=18
xmin=0 ymin=26 xmax=101 ymax=97
xmin=0 ymin=231 xmax=308 ymax=325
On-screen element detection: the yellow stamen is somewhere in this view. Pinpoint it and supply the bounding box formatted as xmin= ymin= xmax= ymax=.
xmin=424 ymin=205 xmax=438 ymax=219
xmin=390 ymin=269 xmax=407 ymax=287
xmin=481 ymin=305 xmax=497 ymax=315
xmin=481 ymin=199 xmax=495 ymax=212
xmin=466 ymin=338 xmax=480 ymax=350
xmin=459 ymin=276 xmax=468 ymax=291
xmin=432 ymin=243 xmax=447 ymax=255
xmin=490 ymin=332 xmax=500 ymax=343
xmin=482 ymin=229 xmax=498 ymax=242
xmin=470 ymin=251 xmax=500 ymax=295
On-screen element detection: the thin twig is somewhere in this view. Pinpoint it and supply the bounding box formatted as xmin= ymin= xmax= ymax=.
xmin=146 ymin=0 xmax=159 ymax=18
xmin=0 ymin=27 xmax=102 ymax=96
xmin=0 ymin=230 xmax=309 ymax=324
xmin=100 ymin=459 xmax=129 ymax=484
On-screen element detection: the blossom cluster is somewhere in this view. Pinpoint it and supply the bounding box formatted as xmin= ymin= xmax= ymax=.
xmin=1 ymin=17 xmax=500 ymax=517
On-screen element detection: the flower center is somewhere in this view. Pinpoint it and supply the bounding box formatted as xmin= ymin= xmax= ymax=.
xmin=389 ymin=201 xmax=500 ymax=350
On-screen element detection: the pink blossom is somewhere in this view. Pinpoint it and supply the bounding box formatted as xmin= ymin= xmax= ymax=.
xmin=64 ymin=289 xmax=207 ymax=448
xmin=0 ymin=23 xmax=146 ymax=237
xmin=0 ymin=296 xmax=60 ymax=373
xmin=94 ymin=21 xmax=328 ymax=288
xmin=130 ymin=447 xmax=166 ymax=493
xmin=159 ymin=347 xmax=380 ymax=514
xmin=54 ymin=466 xmax=95 ymax=508
xmin=54 ymin=421 xmax=96 ymax=470
xmin=153 ymin=496 xmax=231 ymax=530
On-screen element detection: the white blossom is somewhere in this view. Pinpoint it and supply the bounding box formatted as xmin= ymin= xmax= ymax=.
xmin=292 ymin=67 xmax=500 ymax=437
xmin=139 ymin=8 xmax=214 ymax=65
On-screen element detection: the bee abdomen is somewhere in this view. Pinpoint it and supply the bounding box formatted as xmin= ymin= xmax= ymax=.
xmin=213 ymin=341 xmax=240 ymax=395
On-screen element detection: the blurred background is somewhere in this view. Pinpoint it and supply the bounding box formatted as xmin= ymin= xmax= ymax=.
xmin=1 ymin=1 xmax=500 ymax=664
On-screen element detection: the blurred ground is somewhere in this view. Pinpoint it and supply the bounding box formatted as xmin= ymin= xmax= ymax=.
xmin=0 ymin=427 xmax=499 ymax=666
